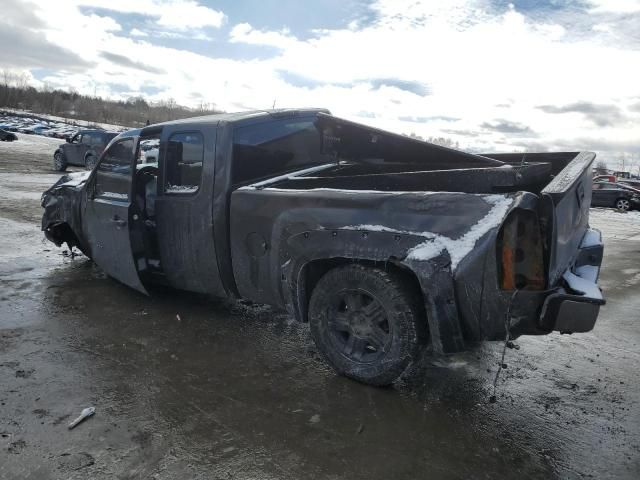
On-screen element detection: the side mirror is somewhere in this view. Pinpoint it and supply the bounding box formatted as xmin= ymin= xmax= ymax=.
xmin=66 ymin=137 xmax=72 ymax=143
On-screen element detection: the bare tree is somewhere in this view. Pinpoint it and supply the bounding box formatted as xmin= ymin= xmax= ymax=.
xmin=0 ymin=82 xmax=222 ymax=127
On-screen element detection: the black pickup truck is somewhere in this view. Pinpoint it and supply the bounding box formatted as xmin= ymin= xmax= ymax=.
xmin=41 ymin=109 xmax=605 ymax=385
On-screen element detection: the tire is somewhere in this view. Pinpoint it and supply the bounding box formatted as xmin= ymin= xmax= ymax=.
xmin=308 ymin=264 xmax=425 ymax=386
xmin=615 ymin=198 xmax=630 ymax=211
xmin=53 ymin=151 xmax=67 ymax=172
xmin=85 ymin=154 xmax=98 ymax=170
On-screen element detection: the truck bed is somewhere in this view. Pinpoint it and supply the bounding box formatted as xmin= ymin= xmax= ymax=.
xmin=230 ymin=148 xmax=597 ymax=346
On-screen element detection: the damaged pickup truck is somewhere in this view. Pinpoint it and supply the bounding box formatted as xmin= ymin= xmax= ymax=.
xmin=41 ymin=108 xmax=605 ymax=385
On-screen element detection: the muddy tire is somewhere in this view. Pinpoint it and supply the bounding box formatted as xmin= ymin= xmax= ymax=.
xmin=615 ymin=198 xmax=630 ymax=211
xmin=53 ymin=151 xmax=67 ymax=172
xmin=308 ymin=264 xmax=424 ymax=386
xmin=85 ymin=154 xmax=97 ymax=170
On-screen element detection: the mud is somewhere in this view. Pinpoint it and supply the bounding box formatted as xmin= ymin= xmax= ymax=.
xmin=1 ymin=136 xmax=639 ymax=479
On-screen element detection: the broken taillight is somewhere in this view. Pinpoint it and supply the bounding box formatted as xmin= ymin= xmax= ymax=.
xmin=497 ymin=210 xmax=545 ymax=290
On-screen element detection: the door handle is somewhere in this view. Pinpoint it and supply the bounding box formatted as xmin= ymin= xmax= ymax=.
xmin=111 ymin=216 xmax=126 ymax=227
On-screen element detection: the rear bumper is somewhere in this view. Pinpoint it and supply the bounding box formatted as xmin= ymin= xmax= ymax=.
xmin=539 ymin=228 xmax=605 ymax=333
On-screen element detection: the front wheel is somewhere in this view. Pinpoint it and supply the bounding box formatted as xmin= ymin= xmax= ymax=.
xmin=53 ymin=151 xmax=67 ymax=172
xmin=616 ymin=198 xmax=630 ymax=211
xmin=308 ymin=264 xmax=425 ymax=386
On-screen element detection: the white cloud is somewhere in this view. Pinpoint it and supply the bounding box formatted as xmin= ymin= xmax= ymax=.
xmin=229 ymin=23 xmax=298 ymax=50
xmin=130 ymin=28 xmax=148 ymax=37
xmin=156 ymin=1 xmax=225 ymax=30
xmin=5 ymin=0 xmax=640 ymax=165
xmin=76 ymin=0 xmax=226 ymax=29
xmin=587 ymin=0 xmax=640 ymax=13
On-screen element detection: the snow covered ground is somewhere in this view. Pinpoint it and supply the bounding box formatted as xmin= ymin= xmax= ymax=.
xmin=1 ymin=107 xmax=126 ymax=131
xmin=590 ymin=207 xmax=640 ymax=241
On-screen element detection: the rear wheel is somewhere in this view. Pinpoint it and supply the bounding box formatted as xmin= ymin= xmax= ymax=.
xmin=85 ymin=154 xmax=98 ymax=170
xmin=615 ymin=198 xmax=630 ymax=211
xmin=308 ymin=264 xmax=425 ymax=386
xmin=53 ymin=151 xmax=67 ymax=172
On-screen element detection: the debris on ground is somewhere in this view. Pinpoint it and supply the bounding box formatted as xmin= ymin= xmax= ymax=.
xmin=506 ymin=341 xmax=520 ymax=350
xmin=68 ymin=407 xmax=95 ymax=430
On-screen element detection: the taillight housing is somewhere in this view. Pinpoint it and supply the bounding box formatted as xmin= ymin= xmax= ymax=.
xmin=497 ymin=210 xmax=546 ymax=290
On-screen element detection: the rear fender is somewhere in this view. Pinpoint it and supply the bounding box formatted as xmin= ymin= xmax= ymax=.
xmin=282 ymin=228 xmax=465 ymax=354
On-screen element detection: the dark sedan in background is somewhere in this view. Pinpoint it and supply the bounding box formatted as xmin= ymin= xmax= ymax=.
xmin=592 ymin=181 xmax=640 ymax=211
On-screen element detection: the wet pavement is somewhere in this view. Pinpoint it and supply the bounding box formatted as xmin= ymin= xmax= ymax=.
xmin=1 ymin=136 xmax=639 ymax=479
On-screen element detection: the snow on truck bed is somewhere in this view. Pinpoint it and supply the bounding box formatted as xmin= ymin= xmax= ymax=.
xmin=343 ymin=194 xmax=513 ymax=270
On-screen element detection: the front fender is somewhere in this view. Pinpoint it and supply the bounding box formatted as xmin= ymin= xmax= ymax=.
xmin=41 ymin=176 xmax=89 ymax=253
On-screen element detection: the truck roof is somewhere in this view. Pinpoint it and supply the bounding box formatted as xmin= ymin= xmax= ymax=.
xmin=115 ymin=108 xmax=332 ymax=147
xmin=150 ymin=108 xmax=330 ymax=129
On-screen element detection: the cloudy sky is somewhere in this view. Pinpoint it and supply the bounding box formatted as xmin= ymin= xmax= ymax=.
xmin=1 ymin=0 xmax=639 ymax=166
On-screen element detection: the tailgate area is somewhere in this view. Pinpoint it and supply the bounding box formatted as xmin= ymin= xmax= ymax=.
xmin=539 ymin=228 xmax=605 ymax=333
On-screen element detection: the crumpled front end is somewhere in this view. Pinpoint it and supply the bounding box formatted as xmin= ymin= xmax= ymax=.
xmin=41 ymin=172 xmax=90 ymax=253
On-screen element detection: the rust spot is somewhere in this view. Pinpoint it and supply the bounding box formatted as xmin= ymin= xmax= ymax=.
xmin=502 ymin=245 xmax=515 ymax=290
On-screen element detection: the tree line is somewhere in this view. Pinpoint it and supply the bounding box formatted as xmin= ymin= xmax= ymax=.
xmin=0 ymin=70 xmax=221 ymax=128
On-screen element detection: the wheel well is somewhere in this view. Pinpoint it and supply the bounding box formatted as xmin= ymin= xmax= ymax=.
xmin=614 ymin=197 xmax=630 ymax=208
xmin=45 ymin=222 xmax=81 ymax=250
xmin=298 ymin=258 xmax=427 ymax=339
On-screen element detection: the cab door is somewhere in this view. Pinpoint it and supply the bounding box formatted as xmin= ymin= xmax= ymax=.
xmin=64 ymin=132 xmax=86 ymax=166
xmin=153 ymin=123 xmax=226 ymax=295
xmin=84 ymin=136 xmax=147 ymax=294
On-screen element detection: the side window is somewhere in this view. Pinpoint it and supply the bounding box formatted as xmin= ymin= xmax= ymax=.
xmin=71 ymin=133 xmax=82 ymax=144
xmin=231 ymin=117 xmax=328 ymax=185
xmin=137 ymin=136 xmax=160 ymax=165
xmin=164 ymin=132 xmax=203 ymax=194
xmin=81 ymin=133 xmax=92 ymax=145
xmin=95 ymin=138 xmax=134 ymax=199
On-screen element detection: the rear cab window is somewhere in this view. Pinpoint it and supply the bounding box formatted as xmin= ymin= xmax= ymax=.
xmin=231 ymin=116 xmax=330 ymax=185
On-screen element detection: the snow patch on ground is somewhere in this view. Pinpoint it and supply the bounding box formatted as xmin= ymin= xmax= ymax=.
xmin=590 ymin=207 xmax=640 ymax=224
xmin=2 ymin=108 xmax=126 ymax=131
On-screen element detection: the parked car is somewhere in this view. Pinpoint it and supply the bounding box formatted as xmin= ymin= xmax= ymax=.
xmin=593 ymin=174 xmax=616 ymax=183
xmin=618 ymin=178 xmax=640 ymax=189
xmin=52 ymin=130 xmax=119 ymax=171
xmin=32 ymin=125 xmax=52 ymax=135
xmin=591 ymin=181 xmax=640 ymax=211
xmin=41 ymin=109 xmax=604 ymax=386
xmin=0 ymin=128 xmax=18 ymax=141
